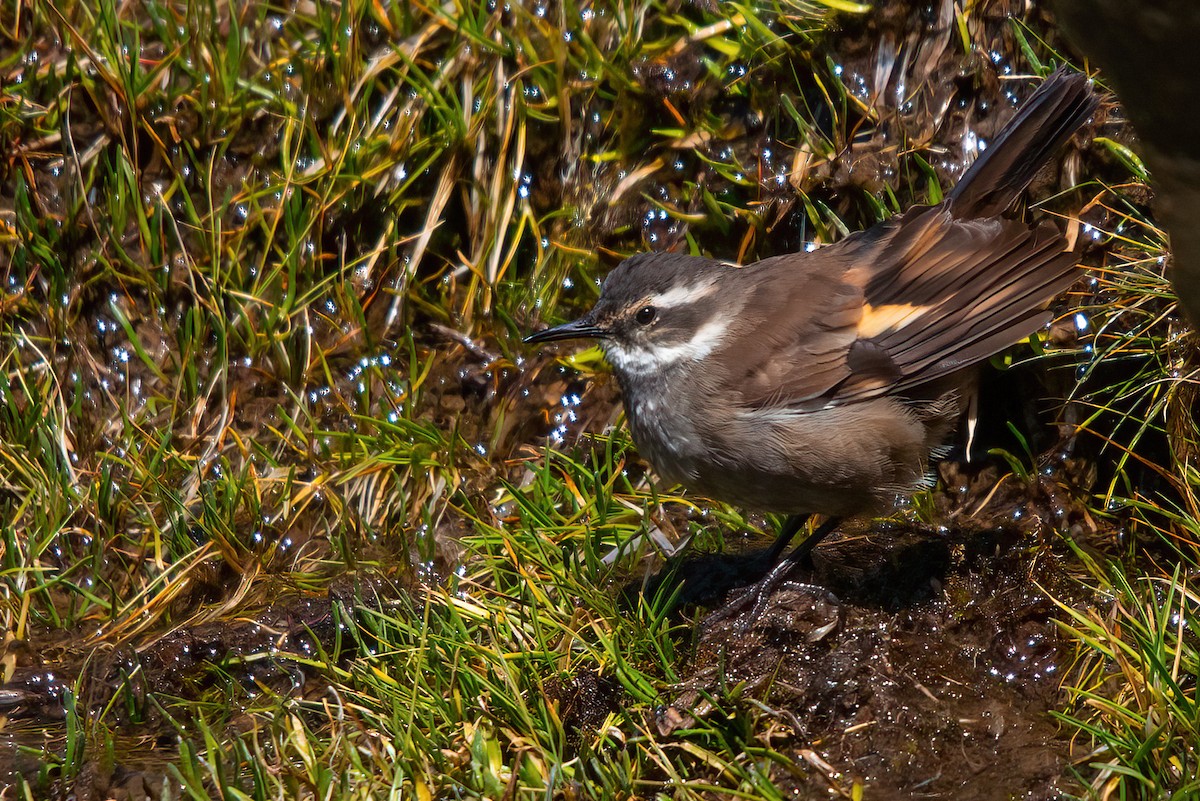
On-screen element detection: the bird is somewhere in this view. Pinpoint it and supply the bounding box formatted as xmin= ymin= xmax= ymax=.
xmin=525 ymin=68 xmax=1098 ymax=600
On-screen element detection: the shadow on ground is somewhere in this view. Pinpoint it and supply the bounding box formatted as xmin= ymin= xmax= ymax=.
xmin=634 ymin=509 xmax=1088 ymax=800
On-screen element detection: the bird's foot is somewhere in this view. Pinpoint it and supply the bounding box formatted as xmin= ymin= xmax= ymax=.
xmin=704 ymin=569 xmax=840 ymax=637
xmin=701 ymin=550 xmax=814 ymax=631
xmin=704 ymin=517 xmax=844 ymax=631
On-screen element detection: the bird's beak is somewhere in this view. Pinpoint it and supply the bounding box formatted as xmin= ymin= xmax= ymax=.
xmin=524 ymin=314 xmax=607 ymax=344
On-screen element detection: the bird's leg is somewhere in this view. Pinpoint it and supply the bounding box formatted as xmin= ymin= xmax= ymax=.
xmin=778 ymin=516 xmax=842 ymax=570
xmin=737 ymin=516 xmax=844 ymax=624
xmin=764 ymin=513 xmax=811 ymax=564
xmin=743 ymin=516 xmax=841 ymax=614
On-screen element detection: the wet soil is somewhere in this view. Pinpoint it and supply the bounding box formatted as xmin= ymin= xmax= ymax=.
xmin=1 ymin=467 xmax=1103 ymax=800
xmin=622 ymin=455 xmax=1101 ymax=799
xmin=664 ymin=519 xmax=1086 ymax=799
xmin=0 ymin=579 xmax=389 ymax=799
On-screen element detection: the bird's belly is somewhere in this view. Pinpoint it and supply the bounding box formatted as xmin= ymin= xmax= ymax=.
xmin=687 ymin=468 xmax=871 ymax=517
xmin=630 ymin=398 xmax=942 ymax=517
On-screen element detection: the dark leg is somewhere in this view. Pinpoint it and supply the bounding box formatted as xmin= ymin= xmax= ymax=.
xmin=744 ymin=516 xmax=842 ymax=610
xmin=781 ymin=515 xmax=842 ymax=568
xmin=736 ymin=516 xmax=844 ymax=624
xmin=763 ymin=513 xmax=810 ymax=563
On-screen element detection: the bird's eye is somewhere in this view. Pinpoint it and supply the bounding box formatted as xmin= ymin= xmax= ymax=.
xmin=635 ymin=306 xmax=656 ymax=325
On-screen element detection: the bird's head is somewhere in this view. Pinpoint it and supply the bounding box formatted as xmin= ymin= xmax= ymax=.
xmin=525 ymin=253 xmax=740 ymax=376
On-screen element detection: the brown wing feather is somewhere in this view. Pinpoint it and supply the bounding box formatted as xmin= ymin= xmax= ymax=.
xmin=721 ymin=69 xmax=1092 ymax=412
xmin=724 ymin=204 xmax=1077 ymax=410
xmin=838 ymin=205 xmax=1076 ymax=401
xmin=722 ymin=246 xmax=869 ymax=407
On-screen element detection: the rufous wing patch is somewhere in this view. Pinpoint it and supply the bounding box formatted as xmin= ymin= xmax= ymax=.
xmin=857 ymin=302 xmax=928 ymax=339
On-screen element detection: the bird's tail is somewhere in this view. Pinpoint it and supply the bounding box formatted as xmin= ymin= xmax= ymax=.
xmin=947 ymin=67 xmax=1098 ymax=218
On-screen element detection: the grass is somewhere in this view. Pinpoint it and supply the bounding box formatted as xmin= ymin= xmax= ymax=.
xmin=1054 ymin=559 xmax=1200 ymax=798
xmin=0 ymin=0 xmax=1197 ymax=798
xmin=1046 ymin=136 xmax=1200 ymax=799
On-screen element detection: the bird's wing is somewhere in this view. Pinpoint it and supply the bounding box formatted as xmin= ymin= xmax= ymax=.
xmin=725 ymin=68 xmax=1093 ymax=411
xmin=717 ymin=236 xmax=874 ymax=410
xmin=728 ymin=205 xmax=1077 ymax=410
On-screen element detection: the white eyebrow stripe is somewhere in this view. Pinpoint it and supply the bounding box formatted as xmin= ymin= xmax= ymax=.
xmin=604 ymin=313 xmax=730 ymax=375
xmin=651 ymin=281 xmax=719 ymax=308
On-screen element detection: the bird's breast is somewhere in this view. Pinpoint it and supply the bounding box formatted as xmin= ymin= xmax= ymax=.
xmin=617 ymin=373 xmax=710 ymax=486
